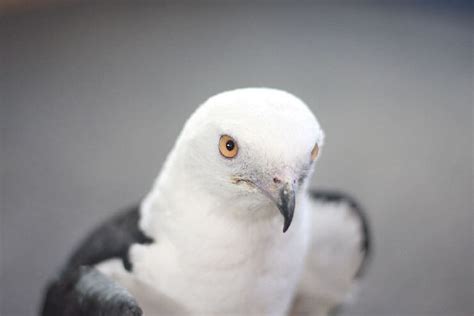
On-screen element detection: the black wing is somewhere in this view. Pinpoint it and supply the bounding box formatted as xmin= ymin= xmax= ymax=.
xmin=308 ymin=189 xmax=372 ymax=277
xmin=41 ymin=205 xmax=154 ymax=316
xmin=42 ymin=266 xmax=143 ymax=316
xmin=64 ymin=205 xmax=154 ymax=273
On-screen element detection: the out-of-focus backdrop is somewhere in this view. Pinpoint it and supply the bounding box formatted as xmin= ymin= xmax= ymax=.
xmin=1 ymin=1 xmax=472 ymax=315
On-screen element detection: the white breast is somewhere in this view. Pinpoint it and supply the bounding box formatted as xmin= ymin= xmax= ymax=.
xmin=97 ymin=200 xmax=311 ymax=316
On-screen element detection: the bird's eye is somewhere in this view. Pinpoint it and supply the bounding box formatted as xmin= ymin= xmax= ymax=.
xmin=310 ymin=143 xmax=319 ymax=161
xmin=219 ymin=135 xmax=238 ymax=159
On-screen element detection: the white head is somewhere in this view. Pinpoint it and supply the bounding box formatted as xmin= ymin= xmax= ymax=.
xmin=156 ymin=88 xmax=324 ymax=232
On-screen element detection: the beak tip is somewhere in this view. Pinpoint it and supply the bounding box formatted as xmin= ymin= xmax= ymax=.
xmin=282 ymin=217 xmax=292 ymax=233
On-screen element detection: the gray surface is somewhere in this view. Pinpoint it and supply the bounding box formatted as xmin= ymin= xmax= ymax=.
xmin=1 ymin=2 xmax=473 ymax=316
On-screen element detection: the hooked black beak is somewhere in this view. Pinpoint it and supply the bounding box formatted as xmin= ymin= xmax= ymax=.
xmin=232 ymin=176 xmax=296 ymax=233
xmin=277 ymin=183 xmax=296 ymax=233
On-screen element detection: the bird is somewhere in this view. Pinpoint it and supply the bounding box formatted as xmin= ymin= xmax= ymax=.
xmin=41 ymin=88 xmax=371 ymax=316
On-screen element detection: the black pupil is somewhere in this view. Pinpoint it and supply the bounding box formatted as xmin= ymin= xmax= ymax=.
xmin=226 ymin=140 xmax=235 ymax=151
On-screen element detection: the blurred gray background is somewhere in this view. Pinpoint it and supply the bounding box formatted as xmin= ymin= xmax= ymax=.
xmin=1 ymin=1 xmax=473 ymax=316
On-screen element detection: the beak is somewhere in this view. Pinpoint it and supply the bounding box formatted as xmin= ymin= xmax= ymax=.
xmin=233 ymin=176 xmax=297 ymax=233
xmin=276 ymin=182 xmax=296 ymax=233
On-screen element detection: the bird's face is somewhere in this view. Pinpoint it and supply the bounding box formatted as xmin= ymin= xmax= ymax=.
xmin=180 ymin=88 xmax=324 ymax=232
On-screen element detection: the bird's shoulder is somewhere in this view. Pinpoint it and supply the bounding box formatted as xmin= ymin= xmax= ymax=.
xmin=292 ymin=190 xmax=372 ymax=315
xmin=306 ymin=189 xmax=372 ymax=277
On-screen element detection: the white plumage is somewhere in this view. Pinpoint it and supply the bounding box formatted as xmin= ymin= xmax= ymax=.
xmin=95 ymin=88 xmax=369 ymax=316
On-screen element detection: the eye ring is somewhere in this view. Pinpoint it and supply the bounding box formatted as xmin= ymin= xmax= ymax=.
xmin=311 ymin=143 xmax=319 ymax=161
xmin=219 ymin=135 xmax=239 ymax=159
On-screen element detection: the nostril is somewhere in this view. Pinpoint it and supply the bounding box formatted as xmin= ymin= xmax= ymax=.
xmin=273 ymin=177 xmax=282 ymax=184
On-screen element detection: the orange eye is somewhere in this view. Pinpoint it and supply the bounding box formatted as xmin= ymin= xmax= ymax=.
xmin=219 ymin=135 xmax=238 ymax=159
xmin=311 ymin=143 xmax=319 ymax=161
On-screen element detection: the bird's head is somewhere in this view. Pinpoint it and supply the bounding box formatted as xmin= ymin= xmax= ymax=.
xmin=172 ymin=88 xmax=324 ymax=232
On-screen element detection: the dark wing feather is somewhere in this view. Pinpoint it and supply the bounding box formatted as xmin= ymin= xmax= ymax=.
xmin=42 ymin=266 xmax=143 ymax=316
xmin=64 ymin=205 xmax=153 ymax=273
xmin=41 ymin=205 xmax=154 ymax=316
